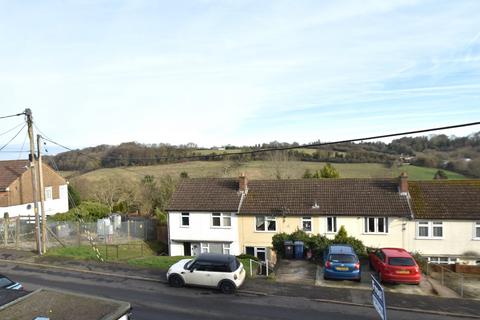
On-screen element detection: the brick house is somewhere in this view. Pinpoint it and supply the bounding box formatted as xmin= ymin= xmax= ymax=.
xmin=167 ymin=173 xmax=480 ymax=264
xmin=0 ymin=160 xmax=69 ymax=218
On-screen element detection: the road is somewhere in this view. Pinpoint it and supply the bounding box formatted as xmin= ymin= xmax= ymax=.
xmin=0 ymin=262 xmax=471 ymax=320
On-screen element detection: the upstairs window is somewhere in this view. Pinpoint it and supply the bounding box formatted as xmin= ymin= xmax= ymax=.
xmin=256 ymin=216 xmax=276 ymax=232
xmin=364 ymin=217 xmax=388 ymax=233
xmin=181 ymin=213 xmax=190 ymax=227
xmin=474 ymin=222 xmax=480 ymax=239
xmin=417 ymin=221 xmax=443 ymax=239
xmin=44 ymin=186 xmax=53 ymax=201
xmin=301 ymin=217 xmax=312 ymax=232
xmin=326 ymin=216 xmax=337 ymax=233
xmin=211 ymin=213 xmax=231 ymax=227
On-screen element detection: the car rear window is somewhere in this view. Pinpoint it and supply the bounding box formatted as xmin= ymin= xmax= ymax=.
xmin=389 ymin=257 xmax=416 ymax=266
xmin=229 ymin=258 xmax=240 ymax=272
xmin=0 ymin=277 xmax=13 ymax=288
xmin=328 ymin=254 xmax=356 ymax=263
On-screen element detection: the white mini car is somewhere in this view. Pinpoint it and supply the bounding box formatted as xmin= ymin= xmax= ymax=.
xmin=166 ymin=253 xmax=246 ymax=294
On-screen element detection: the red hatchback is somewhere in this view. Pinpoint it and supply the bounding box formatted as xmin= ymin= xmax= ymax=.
xmin=369 ymin=248 xmax=421 ymax=284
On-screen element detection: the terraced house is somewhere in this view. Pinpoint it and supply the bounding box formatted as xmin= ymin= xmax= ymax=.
xmin=167 ymin=173 xmax=480 ymax=265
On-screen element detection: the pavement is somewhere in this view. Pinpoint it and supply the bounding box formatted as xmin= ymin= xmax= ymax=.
xmin=1 ymin=249 xmax=479 ymax=319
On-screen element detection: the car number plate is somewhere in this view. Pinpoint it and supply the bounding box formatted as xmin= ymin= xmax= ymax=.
xmin=336 ymin=267 xmax=348 ymax=271
xmin=396 ymin=270 xmax=409 ymax=274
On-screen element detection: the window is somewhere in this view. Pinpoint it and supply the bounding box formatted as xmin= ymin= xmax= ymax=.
xmin=223 ymin=243 xmax=230 ymax=255
xmin=301 ymin=217 xmax=312 ymax=232
xmin=428 ymin=256 xmax=457 ymax=265
xmin=364 ymin=217 xmax=388 ymax=233
xmin=211 ymin=213 xmax=231 ymax=227
xmin=326 ymin=216 xmax=337 ymax=233
xmin=255 ymin=216 xmax=276 ymax=232
xmin=181 ymin=213 xmax=189 ymax=227
xmin=474 ymin=222 xmax=480 ymax=239
xmin=44 ymin=186 xmax=53 ymax=201
xmin=199 ymin=242 xmax=230 ymax=255
xmin=416 ymin=221 xmax=443 ymax=239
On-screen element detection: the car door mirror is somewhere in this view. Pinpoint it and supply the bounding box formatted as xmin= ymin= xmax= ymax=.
xmin=190 ymin=268 xmax=195 ymax=273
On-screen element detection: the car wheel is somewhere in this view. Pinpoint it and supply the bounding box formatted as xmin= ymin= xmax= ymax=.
xmin=219 ymin=280 xmax=236 ymax=294
xmin=168 ymin=274 xmax=184 ymax=288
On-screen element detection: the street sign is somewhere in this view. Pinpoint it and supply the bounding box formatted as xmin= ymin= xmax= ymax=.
xmin=371 ymin=274 xmax=387 ymax=320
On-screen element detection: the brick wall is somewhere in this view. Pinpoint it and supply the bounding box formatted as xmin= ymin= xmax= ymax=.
xmin=454 ymin=264 xmax=480 ymax=275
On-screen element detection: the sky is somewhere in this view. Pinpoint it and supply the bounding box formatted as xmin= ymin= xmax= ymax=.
xmin=0 ymin=0 xmax=480 ymax=158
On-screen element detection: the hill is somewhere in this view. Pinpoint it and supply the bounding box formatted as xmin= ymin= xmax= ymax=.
xmin=66 ymin=161 xmax=466 ymax=183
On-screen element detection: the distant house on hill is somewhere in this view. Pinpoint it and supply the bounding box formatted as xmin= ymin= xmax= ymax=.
xmin=0 ymin=160 xmax=68 ymax=218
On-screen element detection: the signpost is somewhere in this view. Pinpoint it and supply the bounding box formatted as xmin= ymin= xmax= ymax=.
xmin=371 ymin=274 xmax=387 ymax=320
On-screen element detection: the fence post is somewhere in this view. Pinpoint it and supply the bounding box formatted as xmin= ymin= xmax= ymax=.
xmin=127 ymin=220 xmax=131 ymax=242
xmin=77 ymin=222 xmax=81 ymax=247
xmin=15 ymin=218 xmax=19 ymax=249
xmin=116 ymin=245 xmax=119 ymax=260
xmin=141 ymin=243 xmax=144 ymax=257
xmin=4 ymin=217 xmax=9 ymax=246
xmin=460 ymin=274 xmax=464 ymax=298
xmin=441 ymin=267 xmax=444 ymax=286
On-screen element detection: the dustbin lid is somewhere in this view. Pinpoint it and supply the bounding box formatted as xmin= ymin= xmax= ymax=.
xmin=284 ymin=240 xmax=293 ymax=245
xmin=293 ymin=241 xmax=304 ymax=245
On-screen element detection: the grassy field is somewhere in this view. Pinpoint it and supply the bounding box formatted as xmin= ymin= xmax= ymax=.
xmin=65 ymin=160 xmax=466 ymax=183
xmin=45 ymin=244 xmax=252 ymax=275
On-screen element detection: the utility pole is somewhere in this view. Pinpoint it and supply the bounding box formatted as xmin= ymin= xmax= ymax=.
xmin=25 ymin=108 xmax=42 ymax=255
xmin=37 ymin=134 xmax=47 ymax=253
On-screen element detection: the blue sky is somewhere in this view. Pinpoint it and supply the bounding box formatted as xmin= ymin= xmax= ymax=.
xmin=0 ymin=0 xmax=479 ymax=158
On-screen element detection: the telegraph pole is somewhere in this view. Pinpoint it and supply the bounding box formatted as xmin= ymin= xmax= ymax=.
xmin=37 ymin=134 xmax=47 ymax=253
xmin=25 ymin=108 xmax=42 ymax=255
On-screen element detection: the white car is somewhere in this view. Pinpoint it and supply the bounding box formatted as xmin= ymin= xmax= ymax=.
xmin=166 ymin=253 xmax=246 ymax=294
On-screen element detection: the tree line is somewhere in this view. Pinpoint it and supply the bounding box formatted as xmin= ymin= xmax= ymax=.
xmin=46 ymin=132 xmax=480 ymax=177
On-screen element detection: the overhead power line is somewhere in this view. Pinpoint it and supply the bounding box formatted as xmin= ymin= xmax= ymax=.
xmin=0 ymin=111 xmax=26 ymax=120
xmin=0 ymin=122 xmax=24 ymax=138
xmin=0 ymin=123 xmax=27 ymax=152
xmin=38 ymin=121 xmax=480 ymax=163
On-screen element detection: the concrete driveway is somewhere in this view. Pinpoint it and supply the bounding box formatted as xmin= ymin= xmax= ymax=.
xmin=315 ymin=261 xmax=435 ymax=296
xmin=275 ymin=259 xmax=317 ymax=285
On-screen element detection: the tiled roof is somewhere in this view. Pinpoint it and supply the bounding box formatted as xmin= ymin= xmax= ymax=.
xmin=239 ymin=179 xmax=411 ymax=217
xmin=168 ymin=177 xmax=412 ymax=217
xmin=167 ymin=178 xmax=242 ymax=212
xmin=409 ymin=180 xmax=480 ymax=220
xmin=0 ymin=160 xmax=29 ymax=190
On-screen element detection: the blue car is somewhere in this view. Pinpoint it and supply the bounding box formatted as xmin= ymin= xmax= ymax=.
xmin=323 ymin=244 xmax=361 ymax=282
xmin=0 ymin=275 xmax=22 ymax=290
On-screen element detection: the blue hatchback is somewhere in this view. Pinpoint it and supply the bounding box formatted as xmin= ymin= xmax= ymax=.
xmin=323 ymin=244 xmax=361 ymax=282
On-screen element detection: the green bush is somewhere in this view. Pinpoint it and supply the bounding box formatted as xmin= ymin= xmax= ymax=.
xmin=332 ymin=226 xmax=367 ymax=257
xmin=50 ymin=201 xmax=110 ymax=222
xmin=272 ymin=226 xmax=366 ymax=260
xmin=237 ymin=254 xmax=258 ymax=261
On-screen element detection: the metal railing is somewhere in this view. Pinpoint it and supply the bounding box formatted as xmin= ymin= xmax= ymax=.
xmin=425 ymin=263 xmax=480 ymax=299
xmin=249 ymin=259 xmax=274 ymax=277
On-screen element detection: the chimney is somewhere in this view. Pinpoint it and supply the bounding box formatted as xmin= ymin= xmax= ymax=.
xmin=239 ymin=173 xmax=248 ymax=194
xmin=399 ymin=172 xmax=408 ymax=195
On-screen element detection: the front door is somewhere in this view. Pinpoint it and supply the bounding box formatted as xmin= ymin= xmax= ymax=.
xmin=183 ymin=242 xmax=191 ymax=256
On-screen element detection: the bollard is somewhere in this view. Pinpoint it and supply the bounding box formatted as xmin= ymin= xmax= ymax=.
xmin=441 ymin=267 xmax=444 ymax=286
xmin=461 ymin=275 xmax=464 ymax=297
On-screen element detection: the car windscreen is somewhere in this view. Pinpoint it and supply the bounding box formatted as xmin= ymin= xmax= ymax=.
xmin=184 ymin=259 xmax=195 ymax=270
xmin=0 ymin=277 xmax=13 ymax=288
xmin=328 ymin=254 xmax=356 ymax=263
xmin=388 ymin=257 xmax=416 ymax=266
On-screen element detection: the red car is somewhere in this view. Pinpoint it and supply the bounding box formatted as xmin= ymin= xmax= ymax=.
xmin=369 ymin=248 xmax=421 ymax=284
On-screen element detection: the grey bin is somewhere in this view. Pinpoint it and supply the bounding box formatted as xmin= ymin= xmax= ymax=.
xmin=294 ymin=241 xmax=304 ymax=259
xmin=284 ymin=240 xmax=294 ymax=259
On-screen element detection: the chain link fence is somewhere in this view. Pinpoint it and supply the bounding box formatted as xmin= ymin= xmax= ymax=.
xmin=0 ymin=216 xmax=161 ymax=254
